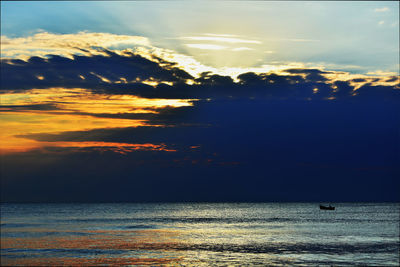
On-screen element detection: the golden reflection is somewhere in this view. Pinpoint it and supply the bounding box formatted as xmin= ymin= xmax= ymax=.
xmin=1 ymin=228 xmax=185 ymax=266
xmin=1 ymin=257 xmax=182 ymax=266
xmin=0 ymin=225 xmax=294 ymax=266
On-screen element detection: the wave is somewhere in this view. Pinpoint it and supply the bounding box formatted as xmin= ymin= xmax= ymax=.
xmin=1 ymin=223 xmax=42 ymax=228
xmin=3 ymin=241 xmax=398 ymax=256
xmin=54 ymin=216 xmax=398 ymax=224
xmin=170 ymin=242 xmax=400 ymax=255
xmin=2 ymin=248 xmax=124 ymax=258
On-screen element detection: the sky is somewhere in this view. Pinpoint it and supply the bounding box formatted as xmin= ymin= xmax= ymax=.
xmin=1 ymin=1 xmax=399 ymax=202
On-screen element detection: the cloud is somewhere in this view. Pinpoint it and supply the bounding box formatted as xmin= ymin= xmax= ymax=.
xmin=1 ymin=51 xmax=398 ymax=101
xmin=4 ymin=32 xmax=381 ymax=82
xmin=2 ymin=49 xmax=397 ymax=162
xmin=3 ymin=94 xmax=399 ymax=202
xmin=282 ymin=38 xmax=320 ymax=42
xmin=378 ymin=20 xmax=385 ymax=25
xmin=204 ymin=33 xmax=239 ymax=38
xmin=1 ymin=32 xmax=399 ymax=203
xmin=231 ymin=47 xmax=254 ymax=52
xmin=185 ymin=44 xmax=227 ymax=50
xmin=366 ymin=70 xmax=398 ymax=76
xmin=181 ymin=35 xmax=261 ymax=55
xmin=0 ymin=32 xmax=223 ymax=79
xmin=374 ymin=7 xmax=389 ymax=12
xmin=1 ymin=32 xmax=398 ymax=157
xmin=0 ymin=50 xmax=194 ymax=91
xmin=1 ymin=54 xmax=398 ymax=203
xmin=180 ymin=36 xmax=261 ymax=44
xmin=0 ymin=31 xmax=151 ymax=60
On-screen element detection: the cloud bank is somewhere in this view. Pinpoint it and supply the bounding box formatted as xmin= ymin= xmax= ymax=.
xmin=1 ymin=32 xmax=399 ymax=202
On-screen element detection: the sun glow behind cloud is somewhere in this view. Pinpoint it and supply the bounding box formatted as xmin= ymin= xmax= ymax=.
xmin=2 ymin=31 xmax=399 ymax=82
xmin=0 ymin=88 xmax=193 ymax=113
xmin=0 ymin=32 xmax=151 ymax=60
xmin=0 ymin=31 xmax=398 ymax=154
xmin=0 ymin=88 xmax=193 ymax=154
xmin=0 ymin=31 xmax=272 ymax=79
xmin=0 ymin=0 xmax=399 ymax=206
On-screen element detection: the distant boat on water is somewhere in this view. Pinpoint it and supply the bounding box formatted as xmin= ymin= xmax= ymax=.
xmin=320 ymin=205 xmax=335 ymax=210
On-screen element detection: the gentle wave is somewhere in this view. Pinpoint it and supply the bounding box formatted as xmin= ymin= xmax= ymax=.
xmin=2 ymin=248 xmax=124 ymax=258
xmin=170 ymin=242 xmax=400 ymax=255
xmin=3 ymin=241 xmax=399 ymax=256
xmin=1 ymin=223 xmax=42 ymax=228
xmin=53 ymin=217 xmax=397 ymax=224
xmin=1 ymin=203 xmax=399 ymax=266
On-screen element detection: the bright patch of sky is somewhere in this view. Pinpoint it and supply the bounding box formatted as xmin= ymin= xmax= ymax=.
xmin=1 ymin=1 xmax=399 ymax=74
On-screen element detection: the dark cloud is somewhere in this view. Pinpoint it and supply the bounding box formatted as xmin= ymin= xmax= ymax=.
xmin=6 ymin=97 xmax=399 ymax=202
xmin=285 ymin=68 xmax=330 ymax=82
xmin=1 ymin=52 xmax=399 ymax=202
xmin=355 ymin=84 xmax=400 ymax=99
xmin=2 ymin=52 xmax=398 ymax=100
xmin=0 ymin=50 xmax=193 ymax=91
xmin=385 ymin=76 xmax=398 ymax=83
xmin=0 ymin=103 xmax=59 ymax=112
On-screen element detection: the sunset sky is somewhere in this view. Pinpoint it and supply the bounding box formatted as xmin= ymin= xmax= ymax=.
xmin=1 ymin=1 xmax=399 ymax=202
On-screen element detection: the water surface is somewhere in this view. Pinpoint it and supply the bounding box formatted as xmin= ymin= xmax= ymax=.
xmin=1 ymin=203 xmax=399 ymax=266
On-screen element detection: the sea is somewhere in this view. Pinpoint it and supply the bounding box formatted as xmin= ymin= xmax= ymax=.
xmin=1 ymin=203 xmax=399 ymax=266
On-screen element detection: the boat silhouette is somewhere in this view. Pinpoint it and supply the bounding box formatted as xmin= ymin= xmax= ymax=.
xmin=320 ymin=205 xmax=335 ymax=210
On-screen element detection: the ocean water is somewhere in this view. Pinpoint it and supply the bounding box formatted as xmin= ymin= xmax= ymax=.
xmin=1 ymin=203 xmax=399 ymax=266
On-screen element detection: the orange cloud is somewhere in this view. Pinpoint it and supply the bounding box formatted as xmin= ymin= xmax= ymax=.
xmin=0 ymin=88 xmax=192 ymax=154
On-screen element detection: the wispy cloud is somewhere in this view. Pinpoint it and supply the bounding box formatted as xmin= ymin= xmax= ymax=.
xmin=231 ymin=47 xmax=254 ymax=52
xmin=366 ymin=70 xmax=398 ymax=76
xmin=180 ymin=36 xmax=261 ymax=44
xmin=204 ymin=33 xmax=239 ymax=38
xmin=284 ymin=38 xmax=320 ymax=42
xmin=374 ymin=7 xmax=389 ymax=12
xmin=185 ymin=44 xmax=227 ymax=50
xmin=265 ymin=38 xmax=319 ymax=43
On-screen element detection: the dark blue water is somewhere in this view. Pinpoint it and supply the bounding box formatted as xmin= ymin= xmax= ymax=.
xmin=1 ymin=203 xmax=399 ymax=266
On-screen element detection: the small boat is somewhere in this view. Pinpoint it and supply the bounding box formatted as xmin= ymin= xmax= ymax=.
xmin=320 ymin=205 xmax=335 ymax=210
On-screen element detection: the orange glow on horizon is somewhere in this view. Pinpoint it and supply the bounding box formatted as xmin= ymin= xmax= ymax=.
xmin=0 ymin=112 xmax=147 ymax=154
xmin=0 ymin=88 xmax=193 ymax=114
xmin=53 ymin=141 xmax=177 ymax=154
xmin=0 ymin=88 xmax=192 ymax=154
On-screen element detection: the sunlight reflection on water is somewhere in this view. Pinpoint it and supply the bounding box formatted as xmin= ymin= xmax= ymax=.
xmin=1 ymin=203 xmax=399 ymax=266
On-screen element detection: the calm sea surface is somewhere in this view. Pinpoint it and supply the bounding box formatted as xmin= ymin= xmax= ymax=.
xmin=1 ymin=203 xmax=399 ymax=266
